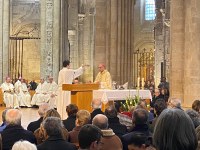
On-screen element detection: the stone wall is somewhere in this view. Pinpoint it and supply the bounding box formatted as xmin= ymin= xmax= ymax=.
xmin=22 ymin=39 xmax=40 ymax=81
xmin=10 ymin=0 xmax=40 ymax=82
xmin=95 ymin=0 xmax=134 ymax=85
xmin=170 ymin=0 xmax=200 ymax=107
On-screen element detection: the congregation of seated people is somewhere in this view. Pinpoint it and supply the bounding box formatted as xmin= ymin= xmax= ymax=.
xmin=0 ymin=96 xmax=199 ymax=150
xmin=0 ymin=77 xmax=200 ymax=150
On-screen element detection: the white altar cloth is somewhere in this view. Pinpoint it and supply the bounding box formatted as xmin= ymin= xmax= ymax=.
xmin=93 ymin=89 xmax=152 ymax=104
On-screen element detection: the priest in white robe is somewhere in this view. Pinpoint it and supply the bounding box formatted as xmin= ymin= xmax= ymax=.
xmin=57 ymin=60 xmax=84 ymax=119
xmin=15 ymin=78 xmax=31 ymax=107
xmin=31 ymin=78 xmax=48 ymax=106
xmin=1 ymin=77 xmax=19 ymax=108
xmin=46 ymin=76 xmax=58 ymax=108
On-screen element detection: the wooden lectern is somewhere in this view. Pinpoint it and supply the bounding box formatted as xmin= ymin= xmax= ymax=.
xmin=62 ymin=84 xmax=99 ymax=112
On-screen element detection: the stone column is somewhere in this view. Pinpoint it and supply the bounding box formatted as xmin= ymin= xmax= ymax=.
xmin=68 ymin=0 xmax=79 ymax=69
xmin=170 ymin=0 xmax=185 ymax=100
xmin=60 ymin=0 xmax=69 ymax=67
xmin=95 ymin=0 xmax=107 ymax=75
xmin=95 ymin=0 xmax=134 ymax=85
xmin=41 ymin=0 xmax=67 ymax=81
xmin=0 ymin=0 xmax=10 ymax=83
xmin=183 ymin=0 xmax=200 ymax=106
xmin=114 ymin=0 xmax=134 ymax=85
xmin=154 ymin=0 xmax=164 ymax=86
xmin=52 ymin=0 xmax=61 ymax=80
xmin=82 ymin=2 xmax=95 ymax=82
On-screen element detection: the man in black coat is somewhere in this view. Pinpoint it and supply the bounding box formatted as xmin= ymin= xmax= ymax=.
xmin=150 ymin=88 xmax=163 ymax=108
xmin=158 ymin=77 xmax=169 ymax=89
xmin=1 ymin=109 xmax=36 ymax=150
xmin=27 ymin=103 xmax=50 ymax=132
xmin=105 ymin=106 xmax=127 ymax=139
xmin=90 ymin=99 xmax=104 ymax=122
xmin=122 ymin=108 xmax=152 ymax=150
xmin=29 ymin=80 xmax=38 ymax=90
xmin=37 ymin=117 xmax=77 ymax=150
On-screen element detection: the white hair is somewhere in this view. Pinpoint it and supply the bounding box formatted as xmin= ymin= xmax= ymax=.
xmin=169 ymin=98 xmax=182 ymax=108
xmin=91 ymin=99 xmax=102 ymax=109
xmin=6 ymin=109 xmax=22 ymax=125
xmin=12 ymin=140 xmax=37 ymax=150
xmin=38 ymin=103 xmax=50 ymax=117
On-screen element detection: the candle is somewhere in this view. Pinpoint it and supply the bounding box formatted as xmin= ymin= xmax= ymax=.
xmin=137 ymin=77 xmax=140 ymax=88
xmin=142 ymin=78 xmax=144 ymax=88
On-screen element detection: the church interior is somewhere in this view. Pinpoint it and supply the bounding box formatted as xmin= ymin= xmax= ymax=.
xmin=0 ymin=0 xmax=197 ymax=107
xmin=0 ymin=0 xmax=200 ymax=149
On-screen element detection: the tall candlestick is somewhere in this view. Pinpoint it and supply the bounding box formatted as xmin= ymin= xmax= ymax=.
xmin=137 ymin=77 xmax=140 ymax=88
xmin=142 ymin=78 xmax=144 ymax=89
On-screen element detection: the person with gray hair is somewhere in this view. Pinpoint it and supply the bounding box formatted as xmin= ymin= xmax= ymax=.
xmin=1 ymin=109 xmax=36 ymax=150
xmin=12 ymin=140 xmax=37 ymax=150
xmin=27 ymin=103 xmax=50 ymax=133
xmin=168 ymin=97 xmax=182 ymax=109
xmin=92 ymin=114 xmax=123 ymax=150
xmin=90 ymin=99 xmax=104 ymax=121
xmin=0 ymin=109 xmax=8 ymax=132
xmin=37 ymin=117 xmax=77 ymax=150
xmin=104 ymin=106 xmax=127 ymax=139
xmin=185 ymin=109 xmax=200 ymax=128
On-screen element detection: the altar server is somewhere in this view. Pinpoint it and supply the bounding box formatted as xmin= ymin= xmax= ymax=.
xmin=1 ymin=77 xmax=19 ymax=108
xmin=46 ymin=76 xmax=58 ymax=108
xmin=31 ymin=78 xmax=48 ymax=106
xmin=15 ymin=78 xmax=31 ymax=107
xmin=57 ymin=60 xmax=84 ymax=119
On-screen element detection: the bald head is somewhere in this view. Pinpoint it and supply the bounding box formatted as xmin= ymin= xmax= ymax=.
xmin=6 ymin=109 xmax=22 ymax=125
xmin=168 ymin=98 xmax=182 ymax=109
xmin=91 ymin=99 xmax=102 ymax=110
xmin=92 ymin=114 xmax=108 ymax=129
xmin=38 ymin=103 xmax=50 ymax=117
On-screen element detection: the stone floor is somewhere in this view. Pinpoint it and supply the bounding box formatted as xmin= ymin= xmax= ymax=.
xmin=0 ymin=107 xmax=39 ymax=129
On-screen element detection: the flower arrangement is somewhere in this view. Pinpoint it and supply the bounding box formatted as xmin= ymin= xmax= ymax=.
xmin=120 ymin=95 xmax=141 ymax=112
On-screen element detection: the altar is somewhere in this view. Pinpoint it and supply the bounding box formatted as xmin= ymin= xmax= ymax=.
xmin=62 ymin=83 xmax=152 ymax=111
xmin=93 ymin=89 xmax=152 ymax=104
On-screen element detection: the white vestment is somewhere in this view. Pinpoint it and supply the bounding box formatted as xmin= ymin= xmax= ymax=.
xmin=15 ymin=80 xmax=31 ymax=107
xmin=1 ymin=82 xmax=19 ymax=108
xmin=46 ymin=81 xmax=58 ymax=108
xmin=57 ymin=67 xmax=83 ymax=119
xmin=31 ymin=82 xmax=48 ymax=106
